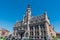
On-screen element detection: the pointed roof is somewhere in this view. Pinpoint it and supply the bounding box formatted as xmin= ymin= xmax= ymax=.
xmin=0 ymin=28 xmax=9 ymax=32
xmin=56 ymin=32 xmax=60 ymax=34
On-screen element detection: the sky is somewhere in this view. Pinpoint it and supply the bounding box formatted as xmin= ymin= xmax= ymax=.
xmin=0 ymin=0 xmax=60 ymax=33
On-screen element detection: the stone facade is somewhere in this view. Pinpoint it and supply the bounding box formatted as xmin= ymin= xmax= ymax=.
xmin=0 ymin=28 xmax=9 ymax=37
xmin=10 ymin=5 xmax=56 ymax=40
xmin=56 ymin=33 xmax=60 ymax=39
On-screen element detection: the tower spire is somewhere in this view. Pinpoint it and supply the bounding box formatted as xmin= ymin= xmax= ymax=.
xmin=23 ymin=4 xmax=31 ymax=24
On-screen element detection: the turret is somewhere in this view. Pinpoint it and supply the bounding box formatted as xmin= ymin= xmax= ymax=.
xmin=44 ymin=11 xmax=50 ymax=24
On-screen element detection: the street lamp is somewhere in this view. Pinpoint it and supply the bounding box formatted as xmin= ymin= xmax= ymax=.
xmin=18 ymin=29 xmax=25 ymax=40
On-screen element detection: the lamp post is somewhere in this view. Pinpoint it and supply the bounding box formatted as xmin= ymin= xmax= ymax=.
xmin=18 ymin=29 xmax=25 ymax=40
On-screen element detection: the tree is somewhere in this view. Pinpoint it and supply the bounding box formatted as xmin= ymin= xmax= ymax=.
xmin=0 ymin=37 xmax=6 ymax=40
xmin=52 ymin=36 xmax=58 ymax=40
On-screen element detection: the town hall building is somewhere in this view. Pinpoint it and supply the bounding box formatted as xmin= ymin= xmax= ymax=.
xmin=7 ymin=5 xmax=56 ymax=40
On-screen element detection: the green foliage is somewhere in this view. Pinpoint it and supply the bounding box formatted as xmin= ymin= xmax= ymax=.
xmin=52 ymin=36 xmax=58 ymax=40
xmin=0 ymin=37 xmax=6 ymax=40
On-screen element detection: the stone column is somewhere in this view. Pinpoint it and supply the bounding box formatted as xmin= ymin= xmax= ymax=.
xmin=44 ymin=23 xmax=49 ymax=40
xmin=39 ymin=25 xmax=41 ymax=39
xmin=41 ymin=26 xmax=44 ymax=40
xmin=27 ymin=24 xmax=30 ymax=39
xmin=33 ymin=26 xmax=35 ymax=39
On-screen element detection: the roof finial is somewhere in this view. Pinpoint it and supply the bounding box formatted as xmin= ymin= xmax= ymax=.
xmin=45 ymin=11 xmax=47 ymax=14
xmin=16 ymin=20 xmax=18 ymax=23
xmin=44 ymin=11 xmax=47 ymax=15
xmin=27 ymin=4 xmax=30 ymax=8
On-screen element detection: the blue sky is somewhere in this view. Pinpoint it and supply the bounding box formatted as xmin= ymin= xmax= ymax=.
xmin=0 ymin=0 xmax=60 ymax=33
